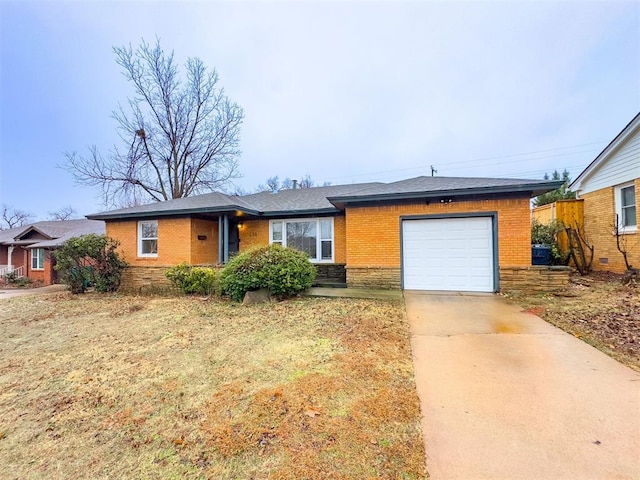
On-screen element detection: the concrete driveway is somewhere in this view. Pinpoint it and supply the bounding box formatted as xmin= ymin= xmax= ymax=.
xmin=405 ymin=292 xmax=640 ymax=480
xmin=0 ymin=284 xmax=67 ymax=299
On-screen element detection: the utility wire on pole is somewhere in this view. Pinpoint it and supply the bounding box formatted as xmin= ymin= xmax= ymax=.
xmin=430 ymin=165 xmax=437 ymax=176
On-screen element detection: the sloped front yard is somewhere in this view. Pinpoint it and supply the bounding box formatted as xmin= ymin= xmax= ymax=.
xmin=508 ymin=272 xmax=639 ymax=371
xmin=0 ymin=294 xmax=426 ymax=479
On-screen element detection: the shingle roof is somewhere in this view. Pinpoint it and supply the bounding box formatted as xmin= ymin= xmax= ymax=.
xmin=0 ymin=225 xmax=26 ymax=244
xmin=86 ymin=175 xmax=563 ymax=220
xmin=0 ymin=219 xmax=105 ymax=248
xmin=88 ymin=192 xmax=255 ymax=220
xmin=327 ymin=176 xmax=564 ymax=204
xmin=237 ymin=183 xmax=383 ymax=215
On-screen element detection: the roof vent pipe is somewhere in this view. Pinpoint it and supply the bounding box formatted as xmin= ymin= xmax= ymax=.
xmin=292 ymin=179 xmax=298 ymax=189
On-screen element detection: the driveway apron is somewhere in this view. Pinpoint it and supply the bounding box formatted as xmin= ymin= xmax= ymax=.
xmin=405 ymin=292 xmax=640 ymax=480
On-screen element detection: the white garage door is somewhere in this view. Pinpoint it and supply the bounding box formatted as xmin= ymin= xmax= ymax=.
xmin=402 ymin=216 xmax=495 ymax=292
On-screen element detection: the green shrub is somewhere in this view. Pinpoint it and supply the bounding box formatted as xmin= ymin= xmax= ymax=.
xmin=13 ymin=277 xmax=32 ymax=288
xmin=165 ymin=263 xmax=219 ymax=296
xmin=220 ymin=244 xmax=317 ymax=302
xmin=531 ymin=219 xmax=569 ymax=265
xmin=54 ymin=234 xmax=127 ymax=294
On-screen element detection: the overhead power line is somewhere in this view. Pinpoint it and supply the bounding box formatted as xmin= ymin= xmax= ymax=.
xmin=320 ymin=141 xmax=605 ymax=183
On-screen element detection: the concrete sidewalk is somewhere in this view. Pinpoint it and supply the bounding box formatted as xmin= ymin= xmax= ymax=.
xmin=0 ymin=284 xmax=67 ymax=299
xmin=405 ymin=292 xmax=640 ymax=480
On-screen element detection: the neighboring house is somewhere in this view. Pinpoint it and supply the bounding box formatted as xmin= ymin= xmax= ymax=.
xmin=570 ymin=112 xmax=639 ymax=273
xmin=0 ymin=219 xmax=105 ymax=286
xmin=88 ymin=175 xmax=563 ymax=293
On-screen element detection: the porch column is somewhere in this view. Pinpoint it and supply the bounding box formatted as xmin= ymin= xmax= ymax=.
xmin=7 ymin=245 xmax=14 ymax=270
xmin=223 ymin=215 xmax=230 ymax=263
xmin=218 ymin=216 xmax=224 ymax=264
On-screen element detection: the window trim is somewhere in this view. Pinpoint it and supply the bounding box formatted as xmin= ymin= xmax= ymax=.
xmin=31 ymin=248 xmax=45 ymax=270
xmin=269 ymin=217 xmax=335 ymax=263
xmin=615 ymin=182 xmax=637 ymax=234
xmin=138 ymin=220 xmax=159 ymax=257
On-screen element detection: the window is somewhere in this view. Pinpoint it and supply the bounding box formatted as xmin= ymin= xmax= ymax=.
xmin=31 ymin=248 xmax=45 ymax=270
xmin=138 ymin=220 xmax=158 ymax=257
xmin=270 ymin=218 xmax=334 ymax=262
xmin=616 ymin=183 xmax=637 ymax=233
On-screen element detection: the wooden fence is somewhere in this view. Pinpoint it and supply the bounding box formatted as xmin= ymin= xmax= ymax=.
xmin=532 ymin=199 xmax=584 ymax=251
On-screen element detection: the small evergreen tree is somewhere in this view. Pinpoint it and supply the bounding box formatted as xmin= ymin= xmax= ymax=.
xmin=532 ymin=169 xmax=576 ymax=207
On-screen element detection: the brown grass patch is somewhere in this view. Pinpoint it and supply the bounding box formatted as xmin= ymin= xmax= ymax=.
xmin=0 ymin=293 xmax=426 ymax=479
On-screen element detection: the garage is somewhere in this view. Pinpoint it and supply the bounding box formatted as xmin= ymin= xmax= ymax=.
xmin=402 ymin=215 xmax=496 ymax=292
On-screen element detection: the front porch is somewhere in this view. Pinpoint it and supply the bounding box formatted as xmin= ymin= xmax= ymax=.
xmin=0 ymin=265 xmax=24 ymax=280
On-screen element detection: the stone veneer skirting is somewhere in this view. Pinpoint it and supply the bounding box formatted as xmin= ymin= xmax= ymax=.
xmin=346 ymin=267 xmax=402 ymax=290
xmin=499 ymin=266 xmax=571 ymax=293
xmin=119 ymin=266 xmax=173 ymax=293
xmin=315 ymin=263 xmax=347 ymax=282
xmin=347 ymin=265 xmax=570 ymax=293
xmin=120 ymin=264 xmax=570 ymax=294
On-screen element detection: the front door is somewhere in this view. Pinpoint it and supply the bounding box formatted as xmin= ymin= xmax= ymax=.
xmin=228 ymin=221 xmax=240 ymax=257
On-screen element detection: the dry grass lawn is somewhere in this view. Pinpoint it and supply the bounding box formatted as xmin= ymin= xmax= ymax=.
xmin=507 ymin=272 xmax=639 ymax=371
xmin=0 ymin=293 xmax=426 ymax=479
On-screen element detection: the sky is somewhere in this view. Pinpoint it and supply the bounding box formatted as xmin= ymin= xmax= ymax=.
xmin=1 ymin=0 xmax=639 ymax=219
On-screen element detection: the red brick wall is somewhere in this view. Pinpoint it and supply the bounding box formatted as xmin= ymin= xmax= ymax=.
xmin=25 ymin=249 xmax=55 ymax=285
xmin=191 ymin=218 xmax=218 ymax=265
xmin=344 ymin=197 xmax=532 ymax=269
xmin=238 ymin=216 xmax=347 ymax=263
xmin=106 ymin=218 xmax=193 ymax=267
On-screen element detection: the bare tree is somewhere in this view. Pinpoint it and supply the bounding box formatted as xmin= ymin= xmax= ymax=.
xmin=613 ymin=214 xmax=638 ymax=271
xmin=0 ymin=205 xmax=34 ymax=230
xmin=565 ymin=222 xmax=594 ymax=275
xmin=255 ymin=175 xmax=330 ymax=193
xmin=48 ymin=206 xmax=79 ymax=221
xmin=65 ymin=39 xmax=244 ymax=207
xmin=256 ymin=176 xmax=293 ymax=193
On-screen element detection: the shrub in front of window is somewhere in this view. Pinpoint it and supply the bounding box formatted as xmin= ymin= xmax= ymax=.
xmin=220 ymin=244 xmax=317 ymax=302
xmin=165 ymin=263 xmax=219 ymax=296
xmin=54 ymin=234 xmax=127 ymax=294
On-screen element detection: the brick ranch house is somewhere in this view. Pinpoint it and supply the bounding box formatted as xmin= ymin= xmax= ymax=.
xmin=570 ymin=112 xmax=639 ymax=273
xmin=0 ymin=219 xmax=105 ymax=286
xmin=88 ymin=175 xmax=564 ymax=293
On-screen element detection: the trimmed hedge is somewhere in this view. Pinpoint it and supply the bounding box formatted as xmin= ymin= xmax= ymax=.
xmin=220 ymin=244 xmax=316 ymax=302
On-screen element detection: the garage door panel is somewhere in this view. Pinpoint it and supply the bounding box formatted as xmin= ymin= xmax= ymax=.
xmin=402 ymin=217 xmax=495 ymax=292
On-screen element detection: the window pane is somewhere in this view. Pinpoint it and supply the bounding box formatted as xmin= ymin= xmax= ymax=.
xmin=142 ymin=239 xmax=158 ymax=254
xmin=287 ymin=221 xmax=317 ymax=258
xmin=272 ymin=221 xmax=283 ymax=241
xmin=621 ymin=186 xmax=635 ymax=207
xmin=622 ymin=205 xmax=637 ymax=227
xmin=320 ymin=219 xmax=332 ymax=239
xmin=321 ymin=240 xmax=332 ymax=260
xmin=142 ymin=222 xmax=157 ymax=239
xmin=31 ymin=249 xmax=44 ymax=269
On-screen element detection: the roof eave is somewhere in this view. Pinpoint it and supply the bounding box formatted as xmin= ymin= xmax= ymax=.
xmin=86 ymin=205 xmax=260 ymax=221
xmin=328 ymin=182 xmax=565 ymax=206
xmin=259 ymin=207 xmax=341 ymax=217
xmin=570 ymin=112 xmax=640 ymax=191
